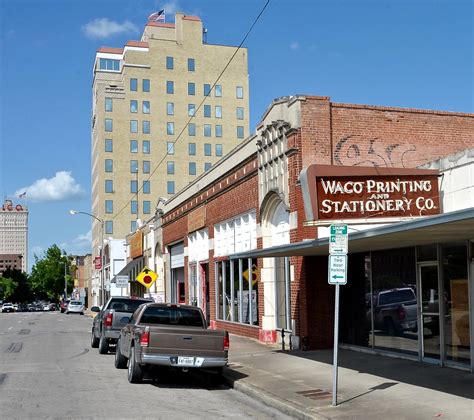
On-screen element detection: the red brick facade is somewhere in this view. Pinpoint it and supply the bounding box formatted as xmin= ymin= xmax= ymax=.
xmin=161 ymin=95 xmax=474 ymax=349
xmin=162 ymin=157 xmax=259 ymax=338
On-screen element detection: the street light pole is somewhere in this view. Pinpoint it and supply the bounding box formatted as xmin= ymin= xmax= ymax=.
xmin=60 ymin=255 xmax=68 ymax=300
xmin=69 ymin=209 xmax=105 ymax=306
xmin=64 ymin=260 xmax=67 ymax=299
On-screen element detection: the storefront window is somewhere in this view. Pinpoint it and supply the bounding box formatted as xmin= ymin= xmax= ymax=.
xmin=442 ymin=242 xmax=470 ymax=364
xmin=341 ymin=248 xmax=418 ymax=355
xmin=216 ymin=261 xmax=223 ymax=320
xmin=215 ymin=258 xmax=258 ymax=325
xmin=189 ymin=264 xmax=197 ymax=306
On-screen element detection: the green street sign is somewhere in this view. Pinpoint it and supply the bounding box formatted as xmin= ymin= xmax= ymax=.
xmin=329 ymin=224 xmax=348 ymax=255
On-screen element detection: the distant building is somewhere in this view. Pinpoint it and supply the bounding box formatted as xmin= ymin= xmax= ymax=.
xmin=90 ymin=12 xmax=250 ymax=281
xmin=0 ymin=254 xmax=23 ymax=275
xmin=0 ymin=200 xmax=28 ymax=272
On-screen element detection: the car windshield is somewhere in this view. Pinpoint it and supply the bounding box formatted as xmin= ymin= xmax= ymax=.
xmin=109 ymin=299 xmax=151 ymax=313
xmin=140 ymin=306 xmax=204 ymax=327
xmin=70 ymin=301 xmax=82 ymax=305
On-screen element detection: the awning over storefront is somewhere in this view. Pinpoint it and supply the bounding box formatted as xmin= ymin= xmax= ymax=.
xmin=230 ymin=207 xmax=474 ymax=259
xmin=112 ymin=256 xmax=145 ymax=282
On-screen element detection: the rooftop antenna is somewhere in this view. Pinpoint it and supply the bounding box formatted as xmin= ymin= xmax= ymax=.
xmin=203 ymin=27 xmax=208 ymax=44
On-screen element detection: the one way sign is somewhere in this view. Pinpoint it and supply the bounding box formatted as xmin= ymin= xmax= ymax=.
xmin=328 ymin=254 xmax=347 ymax=285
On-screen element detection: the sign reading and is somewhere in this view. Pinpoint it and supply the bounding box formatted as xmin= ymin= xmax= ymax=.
xmin=136 ymin=267 xmax=158 ymax=289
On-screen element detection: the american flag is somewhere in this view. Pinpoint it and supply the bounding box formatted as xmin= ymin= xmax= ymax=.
xmin=148 ymin=10 xmax=165 ymax=22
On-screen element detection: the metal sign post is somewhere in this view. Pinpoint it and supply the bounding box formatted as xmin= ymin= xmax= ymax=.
xmin=328 ymin=224 xmax=348 ymax=407
xmin=332 ymin=283 xmax=340 ymax=407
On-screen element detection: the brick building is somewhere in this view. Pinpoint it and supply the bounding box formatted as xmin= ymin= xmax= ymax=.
xmin=123 ymin=95 xmax=474 ymax=371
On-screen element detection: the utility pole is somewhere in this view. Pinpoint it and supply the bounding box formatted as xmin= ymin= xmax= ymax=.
xmin=69 ymin=210 xmax=105 ymax=305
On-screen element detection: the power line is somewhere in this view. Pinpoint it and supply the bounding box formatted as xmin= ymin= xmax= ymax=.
xmin=112 ymin=0 xmax=271 ymax=222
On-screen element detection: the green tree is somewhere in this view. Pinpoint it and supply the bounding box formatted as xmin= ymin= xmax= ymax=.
xmin=29 ymin=245 xmax=73 ymax=300
xmin=2 ymin=268 xmax=31 ymax=303
xmin=0 ymin=277 xmax=18 ymax=301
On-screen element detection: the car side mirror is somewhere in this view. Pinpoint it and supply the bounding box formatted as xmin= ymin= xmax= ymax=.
xmin=91 ymin=306 xmax=100 ymax=312
xmin=120 ymin=316 xmax=131 ymax=323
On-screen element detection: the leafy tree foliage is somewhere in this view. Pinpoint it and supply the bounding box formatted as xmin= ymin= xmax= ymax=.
xmin=29 ymin=244 xmax=73 ymax=300
xmin=1 ymin=268 xmax=31 ymax=302
xmin=0 ymin=277 xmax=18 ymax=301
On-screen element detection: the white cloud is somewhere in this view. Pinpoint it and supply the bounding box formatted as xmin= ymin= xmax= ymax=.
xmin=31 ymin=246 xmax=45 ymax=258
xmin=290 ymin=41 xmax=300 ymax=50
xmin=15 ymin=171 xmax=85 ymax=203
xmin=75 ymin=230 xmax=92 ymax=244
xmin=161 ymin=1 xmax=181 ymax=17
xmin=60 ymin=230 xmax=92 ymax=256
xmin=82 ymin=18 xmax=138 ymax=39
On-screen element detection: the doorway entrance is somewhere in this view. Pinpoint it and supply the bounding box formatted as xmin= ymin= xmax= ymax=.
xmin=418 ymin=263 xmax=441 ymax=363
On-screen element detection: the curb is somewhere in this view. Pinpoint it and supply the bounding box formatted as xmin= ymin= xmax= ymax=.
xmin=223 ymin=373 xmax=328 ymax=420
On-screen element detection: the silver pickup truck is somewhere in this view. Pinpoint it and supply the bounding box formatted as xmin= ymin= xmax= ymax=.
xmin=114 ymin=303 xmax=229 ymax=384
xmin=370 ymin=287 xmax=418 ymax=335
xmin=90 ymin=296 xmax=153 ymax=354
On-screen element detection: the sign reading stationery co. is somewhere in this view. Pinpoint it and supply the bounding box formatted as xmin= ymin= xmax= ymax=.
xmin=299 ymin=165 xmax=440 ymax=223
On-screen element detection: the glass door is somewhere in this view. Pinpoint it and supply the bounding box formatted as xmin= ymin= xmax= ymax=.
xmin=419 ymin=264 xmax=441 ymax=362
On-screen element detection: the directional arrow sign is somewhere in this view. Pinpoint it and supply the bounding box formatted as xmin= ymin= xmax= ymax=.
xmin=136 ymin=267 xmax=158 ymax=289
xmin=328 ymin=254 xmax=347 ymax=285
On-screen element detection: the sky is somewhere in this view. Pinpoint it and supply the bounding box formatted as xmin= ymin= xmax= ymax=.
xmin=0 ymin=0 xmax=472 ymax=272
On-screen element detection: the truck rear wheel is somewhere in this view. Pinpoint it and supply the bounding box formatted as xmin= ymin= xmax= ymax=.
xmin=384 ymin=318 xmax=398 ymax=336
xmin=127 ymin=346 xmax=143 ymax=383
xmin=98 ymin=335 xmax=109 ymax=354
xmin=91 ymin=329 xmax=99 ymax=348
xmin=115 ymin=339 xmax=128 ymax=369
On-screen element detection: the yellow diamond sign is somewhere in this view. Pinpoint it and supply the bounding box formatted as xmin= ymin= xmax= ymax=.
xmin=243 ymin=264 xmax=259 ymax=286
xmin=136 ymin=267 xmax=158 ymax=289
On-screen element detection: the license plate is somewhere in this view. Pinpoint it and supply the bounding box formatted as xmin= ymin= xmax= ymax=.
xmin=177 ymin=356 xmax=195 ymax=366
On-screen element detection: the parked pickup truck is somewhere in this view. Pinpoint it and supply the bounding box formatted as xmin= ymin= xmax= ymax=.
xmin=90 ymin=296 xmax=153 ymax=354
xmin=370 ymin=287 xmax=418 ymax=335
xmin=114 ymin=303 xmax=229 ymax=384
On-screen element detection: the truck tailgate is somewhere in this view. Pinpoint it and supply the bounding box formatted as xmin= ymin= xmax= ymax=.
xmin=148 ymin=326 xmax=225 ymax=358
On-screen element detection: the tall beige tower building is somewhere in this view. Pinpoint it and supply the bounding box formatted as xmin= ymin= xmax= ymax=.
xmin=91 ymin=12 xmax=249 ymax=256
xmin=0 ymin=199 xmax=28 ymax=272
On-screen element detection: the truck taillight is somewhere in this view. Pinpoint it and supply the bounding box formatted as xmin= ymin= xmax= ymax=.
xmin=397 ymin=306 xmax=406 ymax=321
xmin=223 ymin=332 xmax=230 ymax=351
xmin=104 ymin=312 xmax=113 ymax=327
xmin=140 ymin=327 xmax=150 ymax=347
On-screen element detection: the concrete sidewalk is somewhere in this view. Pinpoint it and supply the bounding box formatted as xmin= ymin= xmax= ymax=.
xmin=224 ymin=334 xmax=474 ymax=420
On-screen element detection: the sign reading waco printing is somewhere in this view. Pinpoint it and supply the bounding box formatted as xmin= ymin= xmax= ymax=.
xmin=299 ymin=165 xmax=440 ymax=222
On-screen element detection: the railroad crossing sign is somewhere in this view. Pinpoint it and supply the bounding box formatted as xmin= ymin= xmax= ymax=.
xmin=329 ymin=224 xmax=348 ymax=255
xmin=328 ymin=254 xmax=347 ymax=285
xmin=136 ymin=267 xmax=158 ymax=289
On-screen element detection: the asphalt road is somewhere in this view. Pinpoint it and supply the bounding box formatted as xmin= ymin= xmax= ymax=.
xmin=0 ymin=311 xmax=290 ymax=419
